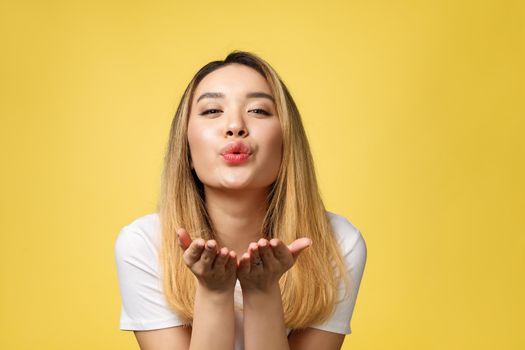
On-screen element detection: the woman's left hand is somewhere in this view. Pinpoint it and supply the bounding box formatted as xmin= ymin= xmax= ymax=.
xmin=237 ymin=237 xmax=312 ymax=292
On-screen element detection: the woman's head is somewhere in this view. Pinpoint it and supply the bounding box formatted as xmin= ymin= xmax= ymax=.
xmin=163 ymin=50 xmax=304 ymax=203
xmin=187 ymin=63 xmax=283 ymax=193
xmin=158 ymin=51 xmax=349 ymax=327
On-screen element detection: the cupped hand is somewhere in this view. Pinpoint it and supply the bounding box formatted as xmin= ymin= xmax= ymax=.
xmin=176 ymin=228 xmax=238 ymax=293
xmin=237 ymin=237 xmax=312 ymax=292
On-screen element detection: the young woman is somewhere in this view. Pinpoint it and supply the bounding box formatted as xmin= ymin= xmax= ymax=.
xmin=115 ymin=51 xmax=367 ymax=350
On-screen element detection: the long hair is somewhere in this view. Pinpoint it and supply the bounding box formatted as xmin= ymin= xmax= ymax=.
xmin=156 ymin=50 xmax=350 ymax=329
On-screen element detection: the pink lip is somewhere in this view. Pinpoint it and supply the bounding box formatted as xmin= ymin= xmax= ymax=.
xmin=222 ymin=153 xmax=251 ymax=165
xmin=220 ymin=140 xmax=252 ymax=156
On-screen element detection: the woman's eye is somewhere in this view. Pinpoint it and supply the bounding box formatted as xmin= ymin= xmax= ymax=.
xmin=199 ymin=108 xmax=272 ymax=116
xmin=250 ymin=108 xmax=272 ymax=116
xmin=200 ymin=109 xmax=222 ymax=116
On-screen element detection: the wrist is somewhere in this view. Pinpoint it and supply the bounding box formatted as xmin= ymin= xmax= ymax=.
xmin=242 ymin=280 xmax=281 ymax=299
xmin=196 ymin=282 xmax=235 ymax=300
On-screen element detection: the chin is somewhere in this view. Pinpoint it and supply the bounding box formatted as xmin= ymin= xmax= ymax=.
xmin=219 ymin=182 xmax=254 ymax=190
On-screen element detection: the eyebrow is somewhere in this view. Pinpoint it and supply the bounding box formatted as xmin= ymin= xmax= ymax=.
xmin=196 ymin=91 xmax=275 ymax=103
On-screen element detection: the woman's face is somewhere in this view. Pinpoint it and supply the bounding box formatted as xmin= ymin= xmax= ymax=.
xmin=187 ymin=63 xmax=283 ymax=192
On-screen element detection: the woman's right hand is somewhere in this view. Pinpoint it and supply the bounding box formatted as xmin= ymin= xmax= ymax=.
xmin=176 ymin=228 xmax=238 ymax=293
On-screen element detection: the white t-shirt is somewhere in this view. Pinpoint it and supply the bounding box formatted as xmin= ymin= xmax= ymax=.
xmin=115 ymin=210 xmax=367 ymax=348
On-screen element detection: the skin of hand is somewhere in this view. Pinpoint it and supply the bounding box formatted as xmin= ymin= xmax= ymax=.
xmin=176 ymin=228 xmax=238 ymax=293
xmin=177 ymin=228 xmax=311 ymax=292
xmin=237 ymin=237 xmax=312 ymax=292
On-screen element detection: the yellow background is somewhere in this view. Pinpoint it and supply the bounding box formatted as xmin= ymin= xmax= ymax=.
xmin=1 ymin=0 xmax=523 ymax=349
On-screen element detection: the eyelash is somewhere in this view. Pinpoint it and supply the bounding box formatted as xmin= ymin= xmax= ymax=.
xmin=199 ymin=108 xmax=272 ymax=116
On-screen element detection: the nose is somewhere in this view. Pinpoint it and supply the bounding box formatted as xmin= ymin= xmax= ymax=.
xmin=224 ymin=109 xmax=248 ymax=137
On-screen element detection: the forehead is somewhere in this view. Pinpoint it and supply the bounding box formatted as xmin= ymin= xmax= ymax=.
xmin=193 ymin=64 xmax=273 ymax=101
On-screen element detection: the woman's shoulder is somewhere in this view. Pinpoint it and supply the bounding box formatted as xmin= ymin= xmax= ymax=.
xmin=114 ymin=212 xmax=161 ymax=263
xmin=114 ymin=213 xmax=186 ymax=331
xmin=325 ymin=210 xmax=366 ymax=254
xmin=121 ymin=212 xmax=160 ymax=231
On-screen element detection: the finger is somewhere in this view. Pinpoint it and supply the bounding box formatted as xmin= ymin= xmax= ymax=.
xmin=258 ymin=238 xmax=278 ymax=269
xmin=248 ymin=242 xmax=263 ymax=271
xmin=200 ymin=239 xmax=218 ymax=268
xmin=269 ymin=238 xmax=294 ymax=267
xmin=288 ymin=238 xmax=312 ymax=261
xmin=237 ymin=252 xmax=251 ymax=275
xmin=183 ymin=238 xmax=205 ymax=266
xmin=176 ymin=228 xmax=193 ymax=250
xmin=212 ymin=247 xmax=229 ymax=270
xmin=225 ymin=250 xmax=237 ymax=272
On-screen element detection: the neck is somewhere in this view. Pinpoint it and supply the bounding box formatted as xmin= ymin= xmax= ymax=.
xmin=204 ymin=186 xmax=269 ymax=258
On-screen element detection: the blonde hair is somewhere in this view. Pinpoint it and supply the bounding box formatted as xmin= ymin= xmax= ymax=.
xmin=157 ymin=50 xmax=350 ymax=329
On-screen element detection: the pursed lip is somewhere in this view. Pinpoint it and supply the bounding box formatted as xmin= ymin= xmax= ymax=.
xmin=220 ymin=140 xmax=252 ymax=155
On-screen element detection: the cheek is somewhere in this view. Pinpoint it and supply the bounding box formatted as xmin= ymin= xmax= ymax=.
xmin=187 ymin=123 xmax=215 ymax=159
xmin=261 ymin=123 xmax=283 ymax=161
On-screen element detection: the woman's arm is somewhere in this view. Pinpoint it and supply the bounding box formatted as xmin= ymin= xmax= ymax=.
xmin=190 ymin=283 xmax=235 ymax=349
xmin=134 ymin=326 xmax=192 ymax=350
xmin=238 ymin=238 xmax=311 ymax=350
xmin=133 ymin=285 xmax=235 ymax=350
xmin=288 ymin=328 xmax=345 ymax=350
xmin=242 ymin=284 xmax=346 ymax=350
xmin=179 ymin=229 xmax=238 ymax=350
xmin=132 ymin=286 xmax=234 ymax=350
xmin=131 ymin=230 xmax=237 ymax=350
xmin=243 ymin=281 xmax=289 ymax=349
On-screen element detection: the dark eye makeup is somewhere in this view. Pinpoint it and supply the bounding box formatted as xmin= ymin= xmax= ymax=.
xmin=199 ymin=108 xmax=272 ymax=116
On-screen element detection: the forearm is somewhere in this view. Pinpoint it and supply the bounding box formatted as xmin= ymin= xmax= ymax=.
xmin=242 ymin=282 xmax=290 ymax=350
xmin=190 ymin=284 xmax=235 ymax=350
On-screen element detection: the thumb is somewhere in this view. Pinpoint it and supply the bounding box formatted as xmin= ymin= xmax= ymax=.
xmin=176 ymin=228 xmax=192 ymax=250
xmin=288 ymin=238 xmax=312 ymax=260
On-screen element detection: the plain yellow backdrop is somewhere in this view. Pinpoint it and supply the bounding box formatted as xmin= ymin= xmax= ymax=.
xmin=0 ymin=0 xmax=523 ymax=349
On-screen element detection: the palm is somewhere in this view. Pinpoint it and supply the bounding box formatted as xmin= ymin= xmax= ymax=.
xmin=236 ymin=237 xmax=312 ymax=292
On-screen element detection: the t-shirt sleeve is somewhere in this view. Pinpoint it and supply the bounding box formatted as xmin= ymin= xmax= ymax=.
xmin=309 ymin=222 xmax=367 ymax=335
xmin=114 ymin=225 xmax=187 ymax=331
